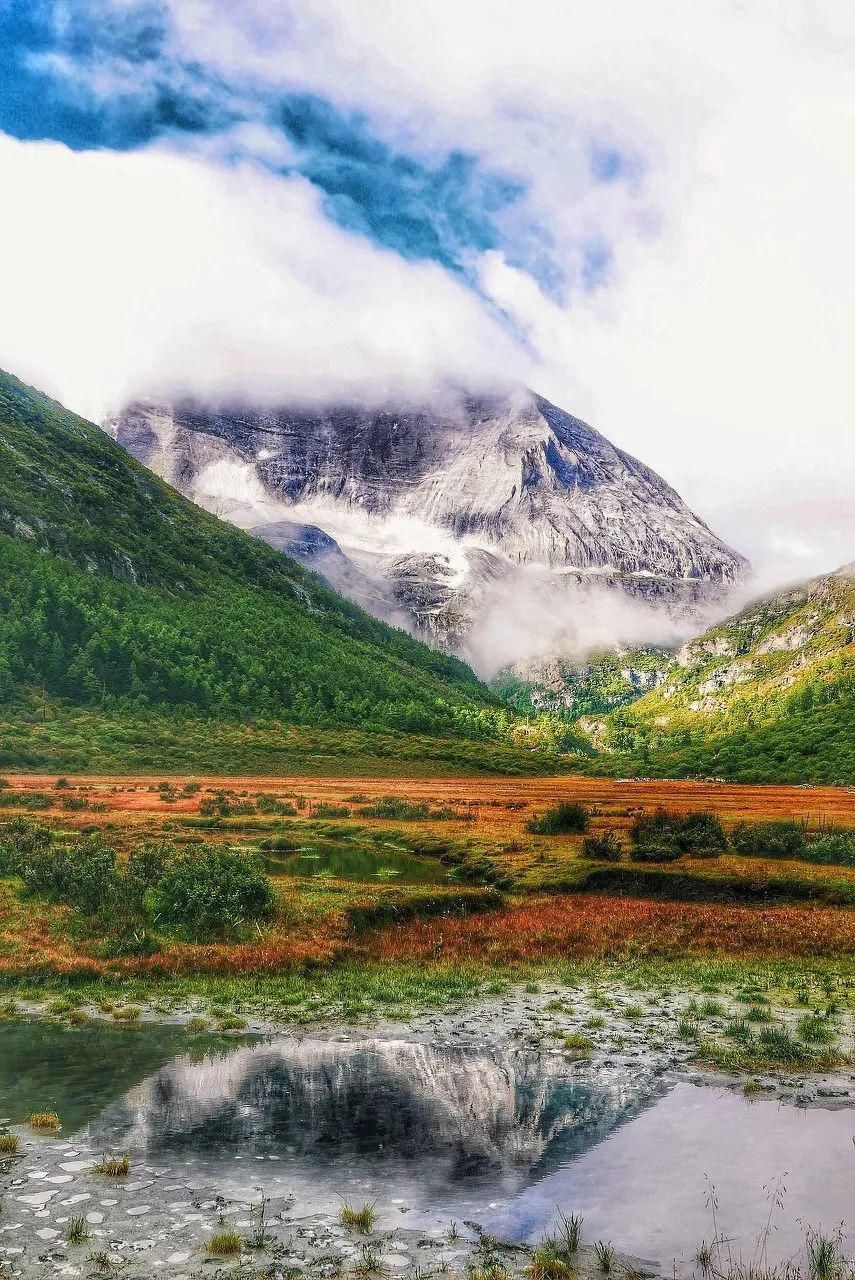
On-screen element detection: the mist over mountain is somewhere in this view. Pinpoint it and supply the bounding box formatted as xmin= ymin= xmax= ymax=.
xmin=108 ymin=386 xmax=747 ymax=673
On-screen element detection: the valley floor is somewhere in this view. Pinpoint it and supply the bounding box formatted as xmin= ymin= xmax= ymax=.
xmin=2 ymin=772 xmax=855 ymax=1277
xmin=1 ymin=771 xmax=854 ymax=1060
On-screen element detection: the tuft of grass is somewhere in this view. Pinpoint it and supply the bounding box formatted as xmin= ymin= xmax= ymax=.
xmin=28 ymin=1110 xmax=60 ymax=1132
xmin=695 ymin=1242 xmax=715 ymax=1277
xmin=186 ymin=1015 xmax=210 ymax=1034
xmin=67 ymin=1008 xmax=88 ymax=1026
xmin=527 ymin=1242 xmax=576 ymax=1280
xmin=557 ymin=1211 xmax=583 ymax=1254
xmin=677 ymin=1018 xmax=699 ymax=1041
xmin=745 ymin=1005 xmax=774 ymax=1023
xmin=797 ymin=1013 xmax=837 ymax=1046
xmin=562 ymin=1032 xmax=594 ymax=1056
xmin=86 ymin=1251 xmax=114 ymax=1273
xmin=67 ymin=1216 xmax=89 ymax=1245
xmin=47 ymin=997 xmax=75 ymax=1015
xmin=699 ymin=998 xmax=724 ymax=1017
xmin=112 ymin=1005 xmax=141 ymax=1022
xmin=0 ymin=1133 xmax=20 ymax=1154
xmin=743 ymin=1079 xmax=762 ymax=1097
xmin=207 ymin=1228 xmax=243 ymax=1256
xmin=806 ymin=1229 xmax=842 ymax=1280
xmin=622 ymin=1004 xmax=643 ymax=1020
xmin=471 ymin=1267 xmax=509 ymax=1280
xmin=93 ymin=1154 xmax=130 ymax=1177
xmin=340 ymin=1203 xmax=377 ymax=1234
xmin=594 ymin=1242 xmax=614 ymax=1274
xmin=218 ymin=1015 xmax=248 ymax=1032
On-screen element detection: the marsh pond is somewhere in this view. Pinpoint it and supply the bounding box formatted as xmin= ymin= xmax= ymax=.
xmin=1 ymin=1016 xmax=854 ymax=1278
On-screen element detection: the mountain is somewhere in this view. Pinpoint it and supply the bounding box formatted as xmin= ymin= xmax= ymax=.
xmin=584 ymin=565 xmax=855 ymax=784
xmin=107 ymin=387 xmax=747 ymax=660
xmin=0 ymin=369 xmax=548 ymax=774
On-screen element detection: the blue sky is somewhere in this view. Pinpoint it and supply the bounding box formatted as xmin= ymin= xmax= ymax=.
xmin=0 ymin=0 xmax=621 ymax=297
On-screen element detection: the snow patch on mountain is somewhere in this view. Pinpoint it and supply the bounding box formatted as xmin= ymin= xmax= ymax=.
xmin=106 ymin=387 xmax=748 ymax=670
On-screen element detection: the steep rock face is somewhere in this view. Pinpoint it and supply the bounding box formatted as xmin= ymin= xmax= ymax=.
xmin=106 ymin=388 xmax=747 ymax=662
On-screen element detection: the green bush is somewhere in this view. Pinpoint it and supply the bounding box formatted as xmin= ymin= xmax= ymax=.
xmin=528 ymin=803 xmax=589 ymax=835
xmin=803 ymin=832 xmax=855 ymax=867
xmin=5 ymin=824 xmax=119 ymax=916
xmin=359 ymin=797 xmax=460 ymax=821
xmin=125 ymin=840 xmax=176 ymax=903
xmin=631 ymin=808 xmax=725 ymax=857
xmin=0 ymin=817 xmax=52 ymax=876
xmin=149 ymin=845 xmax=275 ymax=939
xmin=731 ymin=821 xmax=806 ymax=858
xmin=677 ymin=811 xmax=727 ymax=853
xmin=629 ymin=843 xmax=683 ymax=863
xmin=580 ymin=831 xmax=623 ymax=861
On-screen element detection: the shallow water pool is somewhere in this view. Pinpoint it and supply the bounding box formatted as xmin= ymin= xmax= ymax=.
xmin=2 ymin=1021 xmax=852 ymax=1270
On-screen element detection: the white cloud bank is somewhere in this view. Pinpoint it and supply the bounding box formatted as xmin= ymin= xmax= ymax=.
xmin=0 ymin=136 xmax=523 ymax=421
xmin=3 ymin=0 xmax=855 ymax=588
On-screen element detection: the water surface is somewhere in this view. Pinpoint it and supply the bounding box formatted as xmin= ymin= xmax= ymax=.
xmin=2 ymin=1021 xmax=852 ymax=1270
xmin=264 ymin=839 xmax=452 ymax=882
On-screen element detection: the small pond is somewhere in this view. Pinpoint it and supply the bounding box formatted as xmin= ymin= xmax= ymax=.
xmin=263 ymin=839 xmax=453 ymax=883
xmin=1 ymin=1021 xmax=853 ymax=1271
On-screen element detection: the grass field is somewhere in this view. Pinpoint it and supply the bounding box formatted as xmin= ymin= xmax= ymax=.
xmin=1 ymin=771 xmax=854 ymax=986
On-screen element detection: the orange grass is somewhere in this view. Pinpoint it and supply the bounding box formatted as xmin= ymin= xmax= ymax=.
xmin=3 ymin=771 xmax=855 ymax=976
xmin=355 ymin=894 xmax=855 ymax=964
xmin=3 ymin=772 xmax=855 ymax=833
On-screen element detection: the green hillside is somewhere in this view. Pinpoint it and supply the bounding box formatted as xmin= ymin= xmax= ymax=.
xmin=492 ymin=646 xmax=672 ymax=722
xmin=0 ymin=370 xmax=550 ymax=774
xmin=584 ymin=567 xmax=855 ymax=783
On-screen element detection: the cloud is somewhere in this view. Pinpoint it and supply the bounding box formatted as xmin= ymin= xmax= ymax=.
xmin=464 ymin=574 xmax=709 ymax=679
xmin=0 ymin=134 xmax=525 ymax=421
xmin=2 ymin=1 xmax=855 ymax=589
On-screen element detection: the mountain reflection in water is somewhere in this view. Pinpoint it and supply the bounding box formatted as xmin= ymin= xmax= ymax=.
xmin=88 ymin=1037 xmax=662 ymax=1197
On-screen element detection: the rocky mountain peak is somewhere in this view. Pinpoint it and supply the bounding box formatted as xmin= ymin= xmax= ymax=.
xmin=105 ymin=386 xmax=747 ymax=665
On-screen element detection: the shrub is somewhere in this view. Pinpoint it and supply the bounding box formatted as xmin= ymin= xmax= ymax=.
xmin=0 ymin=817 xmax=52 ymax=877
xmin=802 ymin=832 xmax=855 ymax=867
xmin=125 ymin=840 xmax=176 ymax=902
xmin=632 ymin=809 xmax=725 ymax=856
xmin=731 ymin=821 xmax=806 ymax=859
xmin=580 ymin=831 xmax=623 ymax=861
xmin=629 ymin=843 xmax=683 ymax=863
xmin=359 ymin=797 xmax=458 ymax=821
xmin=149 ymin=845 xmax=275 ymax=939
xmin=528 ymin=803 xmax=589 ymax=835
xmin=677 ymin=811 xmax=727 ymax=853
xmin=9 ymin=827 xmax=119 ymax=917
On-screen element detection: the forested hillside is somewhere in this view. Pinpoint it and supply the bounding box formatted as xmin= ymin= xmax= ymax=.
xmin=0 ymin=371 xmax=541 ymax=772
xmin=585 ymin=567 xmax=855 ymax=784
